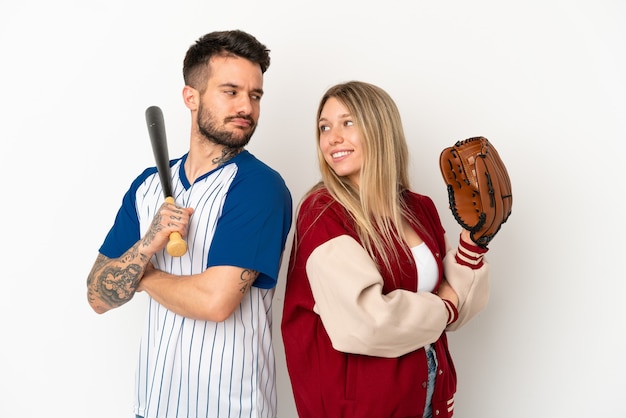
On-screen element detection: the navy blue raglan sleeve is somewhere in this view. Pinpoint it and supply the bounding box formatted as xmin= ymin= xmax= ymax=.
xmin=98 ymin=167 xmax=158 ymax=258
xmin=207 ymin=157 xmax=292 ymax=289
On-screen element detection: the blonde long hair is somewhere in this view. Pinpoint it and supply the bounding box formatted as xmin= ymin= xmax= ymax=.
xmin=311 ymin=81 xmax=419 ymax=271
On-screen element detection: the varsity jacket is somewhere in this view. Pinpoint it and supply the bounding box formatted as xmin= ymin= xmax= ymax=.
xmin=281 ymin=187 xmax=489 ymax=418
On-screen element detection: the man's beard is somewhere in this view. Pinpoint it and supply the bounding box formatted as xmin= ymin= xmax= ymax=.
xmin=197 ymin=103 xmax=256 ymax=148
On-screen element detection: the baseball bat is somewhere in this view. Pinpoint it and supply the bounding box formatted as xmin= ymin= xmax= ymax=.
xmin=145 ymin=105 xmax=187 ymax=257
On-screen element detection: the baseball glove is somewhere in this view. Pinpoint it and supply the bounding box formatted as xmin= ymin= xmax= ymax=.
xmin=439 ymin=136 xmax=512 ymax=248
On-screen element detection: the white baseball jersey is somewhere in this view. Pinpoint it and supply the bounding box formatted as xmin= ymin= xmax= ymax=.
xmin=100 ymin=150 xmax=292 ymax=418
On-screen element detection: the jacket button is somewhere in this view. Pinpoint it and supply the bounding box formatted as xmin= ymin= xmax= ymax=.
xmin=422 ymin=381 xmax=427 ymax=388
xmin=435 ymin=410 xmax=440 ymax=415
xmin=438 ymin=369 xmax=443 ymax=375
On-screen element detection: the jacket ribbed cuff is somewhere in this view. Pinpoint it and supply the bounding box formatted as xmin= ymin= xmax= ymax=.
xmin=455 ymin=234 xmax=488 ymax=269
xmin=441 ymin=298 xmax=459 ymax=325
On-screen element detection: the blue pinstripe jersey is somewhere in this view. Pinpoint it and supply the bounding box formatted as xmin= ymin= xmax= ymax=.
xmin=99 ymin=150 xmax=292 ymax=418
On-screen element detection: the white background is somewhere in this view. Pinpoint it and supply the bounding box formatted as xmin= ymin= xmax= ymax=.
xmin=1 ymin=1 xmax=624 ymax=417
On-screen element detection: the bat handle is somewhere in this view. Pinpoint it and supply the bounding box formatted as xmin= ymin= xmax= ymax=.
xmin=164 ymin=196 xmax=188 ymax=257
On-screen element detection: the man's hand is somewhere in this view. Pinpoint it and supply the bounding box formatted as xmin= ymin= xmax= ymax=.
xmin=140 ymin=201 xmax=194 ymax=255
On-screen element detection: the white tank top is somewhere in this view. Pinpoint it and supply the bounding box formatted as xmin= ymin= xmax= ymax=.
xmin=411 ymin=242 xmax=438 ymax=292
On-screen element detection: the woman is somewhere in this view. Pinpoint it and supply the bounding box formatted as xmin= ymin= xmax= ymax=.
xmin=281 ymin=81 xmax=490 ymax=418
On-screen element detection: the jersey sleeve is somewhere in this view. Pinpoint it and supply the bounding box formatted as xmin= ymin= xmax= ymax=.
xmin=207 ymin=162 xmax=292 ymax=289
xmin=98 ymin=167 xmax=157 ymax=258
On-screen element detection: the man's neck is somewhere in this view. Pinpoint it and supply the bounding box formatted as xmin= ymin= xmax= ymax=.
xmin=185 ymin=144 xmax=243 ymax=184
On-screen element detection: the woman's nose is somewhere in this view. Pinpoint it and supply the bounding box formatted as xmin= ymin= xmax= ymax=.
xmin=329 ymin=131 xmax=343 ymax=145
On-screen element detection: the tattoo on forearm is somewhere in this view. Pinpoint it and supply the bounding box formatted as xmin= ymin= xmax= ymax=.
xmin=92 ymin=253 xmax=109 ymax=271
xmin=120 ymin=245 xmax=147 ymax=264
xmin=143 ymin=213 xmax=163 ymax=248
xmin=94 ymin=263 xmax=143 ymax=307
xmin=87 ymin=246 xmax=148 ymax=309
xmin=239 ymin=269 xmax=259 ymax=294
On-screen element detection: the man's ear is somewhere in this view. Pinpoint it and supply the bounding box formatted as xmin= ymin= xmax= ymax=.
xmin=182 ymin=85 xmax=199 ymax=110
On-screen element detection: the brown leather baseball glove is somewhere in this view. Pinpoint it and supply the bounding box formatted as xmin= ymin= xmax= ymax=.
xmin=439 ymin=136 xmax=512 ymax=248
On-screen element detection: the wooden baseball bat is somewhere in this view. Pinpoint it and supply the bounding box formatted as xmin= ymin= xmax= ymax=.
xmin=145 ymin=105 xmax=187 ymax=257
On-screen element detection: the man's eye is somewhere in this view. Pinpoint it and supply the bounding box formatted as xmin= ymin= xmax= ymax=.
xmin=251 ymin=94 xmax=261 ymax=101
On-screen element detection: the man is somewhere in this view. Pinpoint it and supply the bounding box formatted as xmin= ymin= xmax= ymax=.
xmin=87 ymin=30 xmax=292 ymax=418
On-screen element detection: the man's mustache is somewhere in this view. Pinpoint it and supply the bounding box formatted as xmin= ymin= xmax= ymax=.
xmin=225 ymin=115 xmax=255 ymax=127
